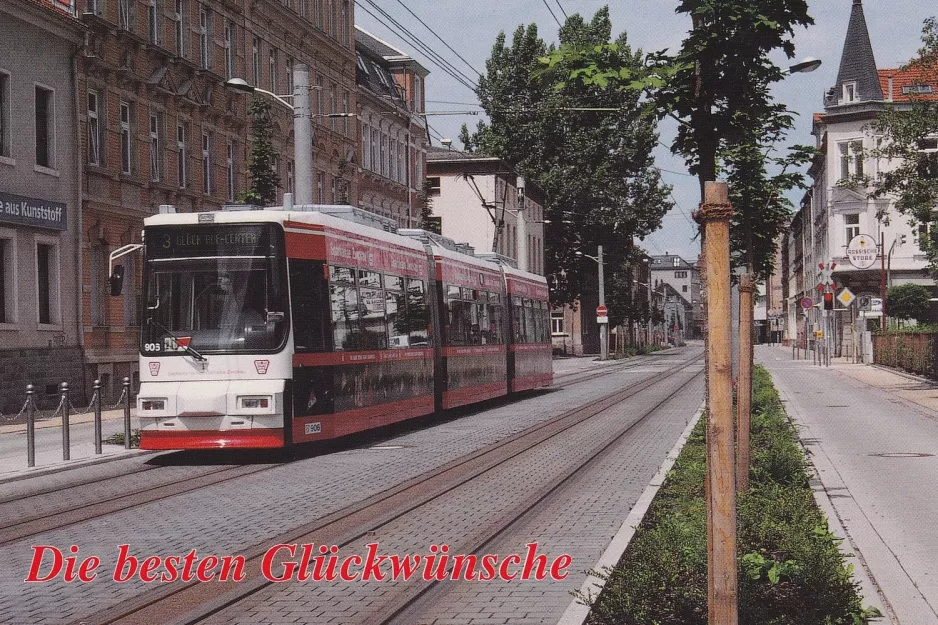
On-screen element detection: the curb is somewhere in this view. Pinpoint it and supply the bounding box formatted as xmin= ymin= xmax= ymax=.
xmin=556 ymin=401 xmax=705 ymax=625
xmin=0 ymin=449 xmax=158 ymax=484
xmin=0 ymin=409 xmax=135 ymax=435
xmin=869 ymin=363 xmax=938 ymax=387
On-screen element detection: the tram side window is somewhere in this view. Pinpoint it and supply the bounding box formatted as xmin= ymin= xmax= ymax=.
xmin=446 ymin=285 xmax=467 ymax=346
xmin=512 ymin=296 xmax=525 ymax=344
xmin=486 ymin=292 xmax=503 ymax=344
xmin=358 ymin=270 xmax=387 ymax=349
xmin=386 ymin=275 xmax=407 ymax=348
xmin=524 ymin=298 xmax=537 ymax=344
xmin=330 ymin=266 xmax=361 ymax=351
xmin=290 ymin=260 xmax=329 ymax=352
xmin=406 ymin=278 xmax=429 ymax=346
xmin=538 ymin=300 xmax=549 ymax=343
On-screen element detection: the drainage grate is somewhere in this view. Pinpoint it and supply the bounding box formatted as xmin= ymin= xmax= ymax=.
xmin=870 ymin=452 xmax=934 ymax=458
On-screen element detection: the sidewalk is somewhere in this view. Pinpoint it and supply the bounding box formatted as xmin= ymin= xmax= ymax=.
xmin=757 ymin=344 xmax=938 ymax=625
xmin=0 ymin=408 xmax=148 ymax=482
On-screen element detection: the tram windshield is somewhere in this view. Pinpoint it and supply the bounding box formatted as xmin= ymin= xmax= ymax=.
xmin=141 ymin=224 xmax=288 ymax=356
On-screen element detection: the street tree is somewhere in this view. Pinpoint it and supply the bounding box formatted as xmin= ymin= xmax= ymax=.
xmin=885 ymin=283 xmax=932 ymax=323
xmin=238 ymin=95 xmax=281 ymax=206
xmin=870 ymin=17 xmax=938 ymax=271
xmin=462 ymin=8 xmax=673 ymax=328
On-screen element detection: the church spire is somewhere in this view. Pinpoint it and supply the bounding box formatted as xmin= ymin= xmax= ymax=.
xmin=829 ymin=0 xmax=883 ymax=106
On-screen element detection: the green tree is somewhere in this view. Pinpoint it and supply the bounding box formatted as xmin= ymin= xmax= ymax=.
xmin=870 ymin=18 xmax=938 ymax=271
xmin=418 ymin=179 xmax=439 ymax=234
xmin=462 ymin=8 xmax=673 ymax=327
xmin=238 ymin=95 xmax=281 ymax=206
xmin=885 ymin=283 xmax=932 ymax=322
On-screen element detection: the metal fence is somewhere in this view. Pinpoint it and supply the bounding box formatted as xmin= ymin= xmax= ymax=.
xmin=2 ymin=377 xmax=134 ymax=468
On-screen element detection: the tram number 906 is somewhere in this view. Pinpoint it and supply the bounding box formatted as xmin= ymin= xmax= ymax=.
xmin=304 ymin=422 xmax=322 ymax=435
xmin=143 ymin=343 xmax=162 ymax=353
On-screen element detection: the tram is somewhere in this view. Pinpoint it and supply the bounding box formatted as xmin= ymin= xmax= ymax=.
xmin=121 ymin=205 xmax=552 ymax=450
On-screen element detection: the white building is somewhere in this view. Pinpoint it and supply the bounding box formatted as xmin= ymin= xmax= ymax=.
xmin=784 ymin=0 xmax=937 ymax=353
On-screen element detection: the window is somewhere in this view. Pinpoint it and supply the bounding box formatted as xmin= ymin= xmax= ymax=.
xmin=174 ymin=0 xmax=184 ymax=56
xmin=329 ymin=84 xmax=336 ymax=131
xmin=149 ymin=112 xmax=161 ymax=181
xmin=918 ymin=137 xmax=938 ymax=179
xmin=0 ymin=72 xmax=8 ymax=158
xmin=330 ymin=176 xmax=337 ymax=203
xmin=0 ymin=236 xmax=13 ymax=324
xmin=845 ymin=213 xmax=860 ymax=241
xmin=682 ymin=285 xmax=688 ymax=293
xmin=902 ymin=84 xmax=934 ymax=95
xmin=290 ymin=259 xmax=329 ymax=352
xmin=371 ymin=128 xmax=378 ymax=173
xmin=252 ymin=38 xmax=260 ymax=87
xmin=843 ymin=81 xmax=856 ymax=103
xmin=286 ymin=57 xmax=294 ymax=94
xmin=675 ymin=271 xmax=687 ymax=278
xmin=202 ymin=131 xmax=211 ymax=194
xmin=330 ymin=266 xmax=359 ymax=350
xmin=269 ymin=48 xmax=277 ymax=92
xmin=316 ymin=75 xmax=323 ymax=117
xmin=362 ymin=122 xmax=371 ymax=171
xmin=36 ymin=242 xmax=57 ymax=325
xmin=119 ymin=0 xmax=132 ymax=31
xmin=315 ymin=0 xmax=323 ymax=29
xmin=551 ymin=312 xmax=564 ymax=335
xmin=87 ymin=0 xmax=101 ymax=15
xmin=359 ymin=270 xmax=386 ymax=348
xmin=427 ymin=177 xmax=441 ymax=196
xmin=35 ymin=86 xmax=54 ymax=169
xmin=199 ymin=7 xmax=210 ymax=70
xmin=342 ymin=90 xmax=349 ymax=136
xmin=87 ymin=90 xmax=101 ymax=165
xmin=119 ymin=101 xmax=131 ymax=174
xmin=398 ymin=140 xmax=406 ymax=185
xmin=287 ymin=160 xmax=294 ymax=196
xmin=226 ymin=140 xmax=235 ymax=201
xmin=380 ymin=133 xmax=387 ymax=177
xmin=148 ymin=0 xmax=159 ymax=44
xmin=224 ymin=21 xmax=233 ymax=79
xmin=176 ymin=122 xmax=188 ymax=187
xmin=839 ymin=141 xmax=864 ymax=180
xmin=389 ymin=138 xmax=397 ymax=181
xmin=341 ymin=0 xmax=349 ymax=44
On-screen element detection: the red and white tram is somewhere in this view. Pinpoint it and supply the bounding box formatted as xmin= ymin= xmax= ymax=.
xmin=128 ymin=206 xmax=552 ymax=450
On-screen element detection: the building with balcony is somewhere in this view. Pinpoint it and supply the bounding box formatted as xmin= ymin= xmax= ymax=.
xmin=649 ymin=253 xmax=702 ymax=339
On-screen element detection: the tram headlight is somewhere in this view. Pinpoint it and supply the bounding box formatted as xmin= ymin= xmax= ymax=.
xmin=141 ymin=399 xmax=166 ymax=411
xmin=238 ymin=396 xmax=273 ymax=410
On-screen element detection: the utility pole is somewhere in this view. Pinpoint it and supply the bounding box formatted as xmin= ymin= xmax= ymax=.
xmin=880 ymin=231 xmax=886 ymax=331
xmin=293 ymin=63 xmax=313 ymax=205
xmin=598 ymin=245 xmax=607 ymax=361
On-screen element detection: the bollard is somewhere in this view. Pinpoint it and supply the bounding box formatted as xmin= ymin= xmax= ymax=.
xmin=123 ymin=377 xmax=132 ymax=450
xmin=61 ymin=382 xmax=70 ymax=461
xmin=26 ymin=385 xmax=36 ymax=468
xmin=93 ymin=379 xmax=102 ymax=455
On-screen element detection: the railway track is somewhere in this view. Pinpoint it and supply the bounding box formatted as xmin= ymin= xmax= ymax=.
xmin=3 ymin=349 xmax=689 ymax=548
xmin=70 ymin=349 xmax=704 ymax=625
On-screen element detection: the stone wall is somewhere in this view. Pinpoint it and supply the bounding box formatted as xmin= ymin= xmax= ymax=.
xmin=0 ymin=347 xmax=86 ymax=414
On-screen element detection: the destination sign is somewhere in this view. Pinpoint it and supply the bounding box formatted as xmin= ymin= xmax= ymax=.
xmin=146 ymin=224 xmax=276 ymax=258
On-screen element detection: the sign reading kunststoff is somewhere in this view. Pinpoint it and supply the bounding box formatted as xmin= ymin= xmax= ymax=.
xmin=846 ymin=234 xmax=878 ymax=269
xmin=0 ymin=192 xmax=67 ymax=231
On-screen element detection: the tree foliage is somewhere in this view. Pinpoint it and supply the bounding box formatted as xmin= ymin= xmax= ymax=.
xmin=462 ymin=8 xmax=673 ymax=324
xmin=886 ymin=283 xmax=932 ymax=322
xmin=870 ymin=17 xmax=938 ymax=272
xmin=238 ymin=95 xmax=281 ymax=206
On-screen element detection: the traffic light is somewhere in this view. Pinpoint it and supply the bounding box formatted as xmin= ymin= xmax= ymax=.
xmin=823 ymin=292 xmax=834 ymax=311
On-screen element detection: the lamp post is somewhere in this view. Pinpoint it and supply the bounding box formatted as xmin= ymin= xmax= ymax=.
xmin=576 ymin=247 xmax=606 ymax=360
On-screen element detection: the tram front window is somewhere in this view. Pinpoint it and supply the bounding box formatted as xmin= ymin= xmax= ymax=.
xmin=142 ymin=257 xmax=287 ymax=355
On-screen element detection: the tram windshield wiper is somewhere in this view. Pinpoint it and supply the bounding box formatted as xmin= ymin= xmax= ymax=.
xmin=146 ymin=317 xmax=208 ymax=362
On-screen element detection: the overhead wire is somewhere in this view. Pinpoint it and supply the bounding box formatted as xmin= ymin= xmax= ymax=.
xmin=357 ymin=0 xmax=479 ymax=92
xmin=553 ymin=0 xmax=569 ymax=20
xmin=539 ymin=0 xmax=563 ymax=28
xmin=391 ymin=0 xmax=481 ymax=79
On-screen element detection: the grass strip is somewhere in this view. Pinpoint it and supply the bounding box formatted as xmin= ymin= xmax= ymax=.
xmin=584 ymin=365 xmax=880 ymax=625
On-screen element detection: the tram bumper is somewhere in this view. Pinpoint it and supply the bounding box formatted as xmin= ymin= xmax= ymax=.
xmin=137 ymin=379 xmax=286 ymax=449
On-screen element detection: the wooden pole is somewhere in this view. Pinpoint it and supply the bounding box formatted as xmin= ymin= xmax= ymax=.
xmin=695 ymin=181 xmax=738 ymax=625
xmin=736 ymin=274 xmax=755 ymax=492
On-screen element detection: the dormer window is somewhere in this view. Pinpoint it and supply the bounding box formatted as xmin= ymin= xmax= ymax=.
xmin=843 ymin=81 xmax=857 ymax=103
xmin=902 ymin=84 xmax=934 ymax=95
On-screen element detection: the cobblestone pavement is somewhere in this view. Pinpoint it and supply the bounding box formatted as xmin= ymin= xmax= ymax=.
xmin=0 ymin=347 xmax=701 ymax=624
xmin=759 ymin=345 xmax=938 ymax=625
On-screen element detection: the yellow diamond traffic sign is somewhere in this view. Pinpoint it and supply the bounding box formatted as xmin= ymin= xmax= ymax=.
xmin=837 ymin=287 xmax=856 ymax=308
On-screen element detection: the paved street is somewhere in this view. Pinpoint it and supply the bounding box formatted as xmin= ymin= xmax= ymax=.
xmin=758 ymin=345 xmax=938 ymax=625
xmin=0 ymin=348 xmax=704 ymax=625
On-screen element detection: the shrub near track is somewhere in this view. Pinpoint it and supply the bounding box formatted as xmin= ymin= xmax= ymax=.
xmin=584 ymin=366 xmax=878 ymax=625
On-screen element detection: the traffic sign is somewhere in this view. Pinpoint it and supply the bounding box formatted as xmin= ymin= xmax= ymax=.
xmin=846 ymin=234 xmax=878 ymax=269
xmin=800 ymin=297 xmax=813 ymax=310
xmin=596 ymin=305 xmax=608 ymax=316
xmin=837 ymin=287 xmax=856 ymax=308
xmin=596 ymin=316 xmax=609 ymax=324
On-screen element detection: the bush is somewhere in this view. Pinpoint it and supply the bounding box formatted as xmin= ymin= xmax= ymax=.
xmin=585 ymin=367 xmax=878 ymax=625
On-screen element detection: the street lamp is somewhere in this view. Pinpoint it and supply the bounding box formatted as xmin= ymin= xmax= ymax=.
xmin=785 ymin=57 xmax=822 ymax=75
xmin=575 ymin=247 xmax=607 ymax=361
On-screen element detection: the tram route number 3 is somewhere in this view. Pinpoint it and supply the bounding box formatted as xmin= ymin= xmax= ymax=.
xmin=305 ymin=422 xmax=322 ymax=435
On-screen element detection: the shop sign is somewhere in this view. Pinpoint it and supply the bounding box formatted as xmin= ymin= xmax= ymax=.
xmin=0 ymin=192 xmax=67 ymax=231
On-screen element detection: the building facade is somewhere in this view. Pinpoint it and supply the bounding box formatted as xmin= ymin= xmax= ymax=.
xmin=355 ymin=27 xmax=429 ymax=229
xmin=73 ymin=0 xmax=358 ymax=398
xmin=649 ymin=253 xmax=702 ymax=339
xmin=0 ymin=0 xmax=85 ymax=411
xmin=782 ymin=0 xmax=937 ymax=354
xmin=425 ymin=148 xmax=546 ymax=275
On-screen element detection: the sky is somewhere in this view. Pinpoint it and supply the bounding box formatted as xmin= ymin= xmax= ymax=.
xmin=356 ymin=0 xmax=936 ymax=262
